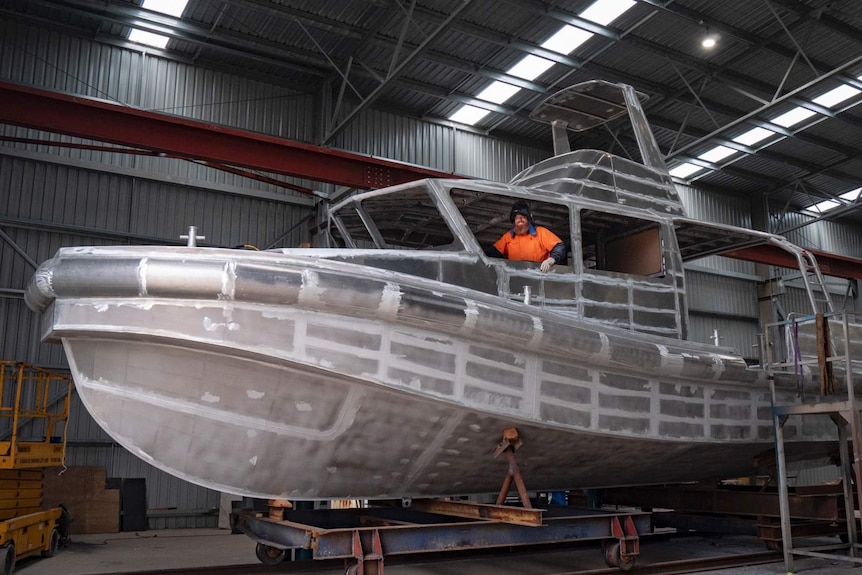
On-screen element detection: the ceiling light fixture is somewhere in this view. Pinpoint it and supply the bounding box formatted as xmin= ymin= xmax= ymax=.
xmin=701 ymin=35 xmax=717 ymax=49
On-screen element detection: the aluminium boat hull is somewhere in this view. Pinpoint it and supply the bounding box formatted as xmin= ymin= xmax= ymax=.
xmin=29 ymin=246 xmax=835 ymax=499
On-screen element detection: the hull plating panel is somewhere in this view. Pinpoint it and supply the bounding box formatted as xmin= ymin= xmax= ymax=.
xmin=56 ymin=296 xmax=835 ymax=499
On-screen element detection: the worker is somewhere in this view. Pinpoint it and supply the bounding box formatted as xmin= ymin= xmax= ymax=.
xmin=488 ymin=200 xmax=566 ymax=272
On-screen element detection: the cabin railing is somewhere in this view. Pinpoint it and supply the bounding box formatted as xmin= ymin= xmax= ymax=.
xmin=767 ymin=237 xmax=834 ymax=314
xmin=764 ymin=311 xmax=862 ymax=569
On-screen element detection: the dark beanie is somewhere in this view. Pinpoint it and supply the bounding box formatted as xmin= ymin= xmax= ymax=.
xmin=510 ymin=200 xmax=533 ymax=223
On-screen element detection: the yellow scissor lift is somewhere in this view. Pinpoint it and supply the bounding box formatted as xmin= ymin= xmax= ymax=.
xmin=0 ymin=362 xmax=72 ymax=575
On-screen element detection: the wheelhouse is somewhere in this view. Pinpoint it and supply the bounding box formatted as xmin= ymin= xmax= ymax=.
xmin=327 ymin=178 xmax=689 ymax=340
xmin=324 ymin=80 xmax=807 ymax=342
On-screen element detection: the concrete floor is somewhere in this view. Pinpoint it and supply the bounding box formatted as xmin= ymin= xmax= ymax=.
xmin=13 ymin=529 xmax=862 ymax=575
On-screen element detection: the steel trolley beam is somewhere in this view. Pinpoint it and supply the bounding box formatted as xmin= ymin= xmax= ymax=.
xmin=237 ymin=504 xmax=650 ymax=573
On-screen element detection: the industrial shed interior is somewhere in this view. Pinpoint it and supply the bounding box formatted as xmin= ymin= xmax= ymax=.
xmin=2 ymin=0 xmax=862 ymax=573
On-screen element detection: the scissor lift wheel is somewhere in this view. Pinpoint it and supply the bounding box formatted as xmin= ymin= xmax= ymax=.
xmin=0 ymin=544 xmax=14 ymax=575
xmin=42 ymin=529 xmax=59 ymax=558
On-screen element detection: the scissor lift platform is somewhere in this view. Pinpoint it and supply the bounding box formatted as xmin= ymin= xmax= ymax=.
xmin=237 ymin=501 xmax=651 ymax=573
xmin=0 ymin=362 xmax=71 ymax=574
xmin=0 ymin=362 xmax=70 ymax=470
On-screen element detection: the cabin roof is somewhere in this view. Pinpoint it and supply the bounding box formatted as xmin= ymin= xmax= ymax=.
xmin=331 ymin=179 xmax=781 ymax=264
xmin=673 ymin=218 xmax=773 ymax=262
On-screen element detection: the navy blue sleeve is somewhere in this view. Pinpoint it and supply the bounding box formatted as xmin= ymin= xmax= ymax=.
xmin=550 ymin=242 xmax=566 ymax=265
xmin=484 ymin=244 xmax=504 ymax=259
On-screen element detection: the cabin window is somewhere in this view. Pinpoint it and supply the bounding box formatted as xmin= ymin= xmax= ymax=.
xmin=580 ymin=210 xmax=664 ymax=276
xmin=328 ymin=185 xmax=458 ymax=249
xmin=326 ymin=219 xmax=352 ymax=248
xmin=450 ymin=189 xmax=571 ymax=268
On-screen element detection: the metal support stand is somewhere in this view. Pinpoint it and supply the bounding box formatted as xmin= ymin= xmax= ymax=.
xmin=345 ymin=530 xmax=383 ymax=575
xmin=767 ymin=312 xmax=862 ymax=573
xmin=494 ymin=427 xmax=532 ymax=509
xmin=606 ymin=515 xmax=639 ymax=571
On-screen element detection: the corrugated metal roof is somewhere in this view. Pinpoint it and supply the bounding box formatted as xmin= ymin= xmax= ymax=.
xmin=4 ymin=0 xmax=862 ymax=217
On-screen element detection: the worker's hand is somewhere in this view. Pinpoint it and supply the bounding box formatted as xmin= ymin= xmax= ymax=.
xmin=540 ymin=257 xmax=555 ymax=273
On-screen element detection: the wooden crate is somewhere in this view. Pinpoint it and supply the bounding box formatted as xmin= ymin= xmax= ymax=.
xmin=42 ymin=466 xmax=119 ymax=534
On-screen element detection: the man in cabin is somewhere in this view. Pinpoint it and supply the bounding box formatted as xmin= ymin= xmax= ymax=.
xmin=488 ymin=200 xmax=566 ymax=272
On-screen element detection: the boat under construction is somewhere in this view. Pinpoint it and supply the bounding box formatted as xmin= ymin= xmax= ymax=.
xmin=24 ymin=80 xmax=861 ymax=500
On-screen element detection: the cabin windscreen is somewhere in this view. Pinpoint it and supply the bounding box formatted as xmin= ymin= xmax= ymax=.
xmin=328 ymin=184 xmax=460 ymax=249
xmin=449 ymin=188 xmax=572 ymax=266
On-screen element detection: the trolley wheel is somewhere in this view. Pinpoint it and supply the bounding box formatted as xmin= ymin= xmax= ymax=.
xmin=344 ymin=561 xmax=360 ymax=575
xmin=254 ymin=542 xmax=286 ymax=565
xmin=42 ymin=529 xmax=60 ymax=558
xmin=603 ymin=541 xmax=620 ymax=568
xmin=0 ymin=544 xmax=15 ymax=575
xmin=603 ymin=541 xmax=636 ymax=572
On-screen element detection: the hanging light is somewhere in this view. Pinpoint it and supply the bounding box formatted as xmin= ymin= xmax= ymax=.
xmin=699 ymin=21 xmax=718 ymax=49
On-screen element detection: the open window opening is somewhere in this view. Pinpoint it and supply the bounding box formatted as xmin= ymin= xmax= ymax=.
xmin=580 ymin=210 xmax=664 ymax=276
xmin=328 ymin=185 xmax=458 ymax=249
xmin=450 ymin=189 xmax=571 ymax=268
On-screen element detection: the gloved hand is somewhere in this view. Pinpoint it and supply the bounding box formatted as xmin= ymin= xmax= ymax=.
xmin=540 ymin=257 xmax=555 ymax=273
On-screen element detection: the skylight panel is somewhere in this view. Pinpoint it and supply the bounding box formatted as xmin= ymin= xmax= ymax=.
xmin=129 ymin=29 xmax=170 ymax=49
xmin=669 ymin=163 xmax=704 ymax=178
xmin=541 ymin=25 xmax=593 ymax=55
xmin=698 ymin=145 xmax=736 ymax=163
xmin=446 ymin=0 xmax=636 ymax=125
xmin=771 ymin=106 xmax=816 ymax=128
xmin=477 ymin=81 xmax=521 ymax=104
xmin=813 ymin=84 xmax=861 ymax=108
xmin=732 ymin=127 xmax=774 ymax=146
xmin=141 ymin=0 xmax=188 ymax=17
xmin=840 ymin=187 xmax=862 ymax=201
xmin=806 ymin=199 xmax=840 ymax=214
xmin=127 ymin=0 xmax=189 ymax=48
xmin=508 ymin=55 xmax=556 ymax=81
xmin=580 ymin=0 xmax=637 ymax=26
xmin=803 ymin=187 xmax=861 ymax=215
xmin=450 ymin=105 xmax=491 ymax=125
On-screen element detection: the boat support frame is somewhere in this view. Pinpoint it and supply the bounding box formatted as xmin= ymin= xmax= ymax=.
xmin=237 ymin=427 xmax=648 ymax=573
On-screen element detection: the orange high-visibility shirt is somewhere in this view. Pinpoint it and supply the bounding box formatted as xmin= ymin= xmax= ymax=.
xmin=493 ymin=226 xmax=562 ymax=263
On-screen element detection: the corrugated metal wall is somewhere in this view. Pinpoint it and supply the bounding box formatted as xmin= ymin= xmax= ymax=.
xmin=452 ymin=130 xmax=549 ymax=181
xmin=676 ymin=185 xmax=762 ymax=358
xmin=333 ymin=105 xmax=550 ymax=180
xmin=334 ymin=107 xmax=456 ymax=172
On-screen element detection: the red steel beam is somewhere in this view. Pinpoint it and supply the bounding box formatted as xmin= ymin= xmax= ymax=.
xmin=726 ymin=244 xmax=862 ymax=280
xmin=0 ymin=81 xmax=459 ymax=191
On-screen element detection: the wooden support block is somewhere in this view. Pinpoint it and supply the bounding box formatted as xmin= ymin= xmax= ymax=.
xmin=267 ymin=499 xmax=293 ymax=520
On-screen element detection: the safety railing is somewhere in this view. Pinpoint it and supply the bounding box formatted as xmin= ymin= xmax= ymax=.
xmin=763 ymin=311 xmax=862 ymax=572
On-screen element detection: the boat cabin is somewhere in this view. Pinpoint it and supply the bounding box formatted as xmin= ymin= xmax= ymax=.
xmin=325 ymin=81 xmax=811 ymax=343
